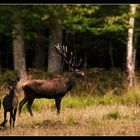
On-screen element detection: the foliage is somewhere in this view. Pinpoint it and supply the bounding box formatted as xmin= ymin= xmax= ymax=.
xmin=73 ymin=68 xmax=126 ymax=96
xmin=0 ymin=6 xmax=13 ymax=36
xmin=0 ymin=5 xmax=138 ymax=71
xmin=0 ymin=70 xmax=16 ymax=84
xmin=63 ymin=5 xmax=129 ymax=35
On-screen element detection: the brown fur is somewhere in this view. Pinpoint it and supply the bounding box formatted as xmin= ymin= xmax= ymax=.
xmin=0 ymin=77 xmax=20 ymax=128
xmin=19 ymin=71 xmax=84 ymax=116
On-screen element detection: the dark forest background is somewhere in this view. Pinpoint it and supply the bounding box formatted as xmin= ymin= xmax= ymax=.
xmin=0 ymin=5 xmax=139 ymax=88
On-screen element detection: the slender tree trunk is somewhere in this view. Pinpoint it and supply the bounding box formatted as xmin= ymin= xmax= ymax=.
xmin=12 ymin=13 xmax=27 ymax=82
xmin=109 ymin=41 xmax=114 ymax=68
xmin=48 ymin=16 xmax=63 ymax=74
xmin=83 ymin=50 xmax=88 ymax=70
xmin=34 ymin=25 xmax=45 ymax=70
xmin=126 ymin=4 xmax=138 ymax=87
xmin=0 ymin=61 xmax=1 ymax=72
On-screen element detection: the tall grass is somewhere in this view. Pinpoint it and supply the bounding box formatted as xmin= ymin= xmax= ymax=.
xmin=17 ymin=88 xmax=140 ymax=115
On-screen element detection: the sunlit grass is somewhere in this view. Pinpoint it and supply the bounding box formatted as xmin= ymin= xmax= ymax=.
xmin=18 ymin=97 xmax=54 ymax=113
xmin=17 ymin=86 xmax=140 ymax=114
xmin=1 ymin=69 xmax=140 ymax=135
xmin=0 ymin=95 xmax=140 ymax=135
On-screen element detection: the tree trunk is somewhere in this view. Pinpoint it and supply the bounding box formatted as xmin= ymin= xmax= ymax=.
xmin=109 ymin=41 xmax=114 ymax=68
xmin=83 ymin=50 xmax=88 ymax=70
xmin=0 ymin=60 xmax=1 ymax=72
xmin=48 ymin=16 xmax=63 ymax=74
xmin=34 ymin=25 xmax=46 ymax=70
xmin=126 ymin=4 xmax=138 ymax=87
xmin=12 ymin=13 xmax=27 ymax=82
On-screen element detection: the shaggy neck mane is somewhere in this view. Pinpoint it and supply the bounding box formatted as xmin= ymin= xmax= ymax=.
xmin=64 ymin=72 xmax=76 ymax=91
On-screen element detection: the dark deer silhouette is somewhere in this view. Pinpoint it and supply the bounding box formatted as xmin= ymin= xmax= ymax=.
xmin=19 ymin=44 xmax=84 ymax=116
xmin=0 ymin=77 xmax=20 ymax=128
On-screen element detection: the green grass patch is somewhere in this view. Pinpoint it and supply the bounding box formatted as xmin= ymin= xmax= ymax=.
xmin=120 ymin=88 xmax=140 ymax=105
xmin=93 ymin=95 xmax=120 ymax=105
xmin=62 ymin=95 xmax=95 ymax=108
xmin=19 ymin=98 xmax=53 ymax=112
xmin=103 ymin=110 xmax=121 ymax=120
xmin=63 ymin=94 xmax=121 ymax=108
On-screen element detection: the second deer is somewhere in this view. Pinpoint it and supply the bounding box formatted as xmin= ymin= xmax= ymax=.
xmin=0 ymin=77 xmax=20 ymax=129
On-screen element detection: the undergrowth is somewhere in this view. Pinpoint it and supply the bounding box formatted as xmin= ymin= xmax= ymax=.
xmin=1 ymin=68 xmax=140 ymax=113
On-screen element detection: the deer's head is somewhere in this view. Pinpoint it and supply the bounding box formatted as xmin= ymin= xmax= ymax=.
xmin=7 ymin=77 xmax=20 ymax=91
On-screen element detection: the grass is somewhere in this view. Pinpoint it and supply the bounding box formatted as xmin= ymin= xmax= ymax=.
xmin=66 ymin=116 xmax=77 ymax=125
xmin=1 ymin=90 xmax=140 ymax=135
xmin=15 ymin=86 xmax=140 ymax=116
xmin=20 ymin=98 xmax=50 ymax=112
xmin=0 ymin=101 xmax=140 ymax=136
xmin=103 ymin=110 xmax=121 ymax=120
xmin=1 ymin=69 xmax=140 ymax=135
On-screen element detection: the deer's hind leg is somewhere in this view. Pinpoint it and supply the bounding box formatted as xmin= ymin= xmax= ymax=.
xmin=19 ymin=97 xmax=28 ymax=116
xmin=10 ymin=110 xmax=14 ymax=129
xmin=13 ymin=108 xmax=17 ymax=127
xmin=1 ymin=110 xmax=8 ymax=128
xmin=27 ymin=98 xmax=34 ymax=117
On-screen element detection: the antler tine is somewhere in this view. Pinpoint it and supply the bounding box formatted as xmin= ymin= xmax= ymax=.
xmin=72 ymin=56 xmax=76 ymax=67
xmin=55 ymin=44 xmax=71 ymax=65
xmin=75 ymin=58 xmax=82 ymax=67
xmin=55 ymin=44 xmax=66 ymax=58
xmin=55 ymin=44 xmax=82 ymax=68
xmin=62 ymin=45 xmax=67 ymax=58
xmin=69 ymin=52 xmax=73 ymax=65
xmin=63 ymin=50 xmax=74 ymax=67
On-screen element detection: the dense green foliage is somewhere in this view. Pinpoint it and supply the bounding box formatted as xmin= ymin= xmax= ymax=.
xmin=0 ymin=5 xmax=140 ymax=101
xmin=0 ymin=5 xmax=139 ymax=70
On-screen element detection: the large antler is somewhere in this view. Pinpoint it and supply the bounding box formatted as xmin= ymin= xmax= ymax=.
xmin=54 ymin=44 xmax=82 ymax=68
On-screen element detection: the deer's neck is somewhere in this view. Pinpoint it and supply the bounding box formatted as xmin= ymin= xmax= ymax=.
xmin=65 ymin=72 xmax=76 ymax=91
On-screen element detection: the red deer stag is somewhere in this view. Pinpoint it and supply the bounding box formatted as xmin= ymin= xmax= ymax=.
xmin=19 ymin=44 xmax=84 ymax=116
xmin=0 ymin=77 xmax=20 ymax=129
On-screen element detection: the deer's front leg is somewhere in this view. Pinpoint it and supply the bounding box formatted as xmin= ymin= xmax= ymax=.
xmin=55 ymin=97 xmax=62 ymax=115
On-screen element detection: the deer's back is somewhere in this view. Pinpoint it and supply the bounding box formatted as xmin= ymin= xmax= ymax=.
xmin=23 ymin=79 xmax=69 ymax=98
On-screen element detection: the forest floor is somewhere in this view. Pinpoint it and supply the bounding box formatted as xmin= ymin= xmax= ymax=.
xmin=0 ymin=97 xmax=140 ymax=136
